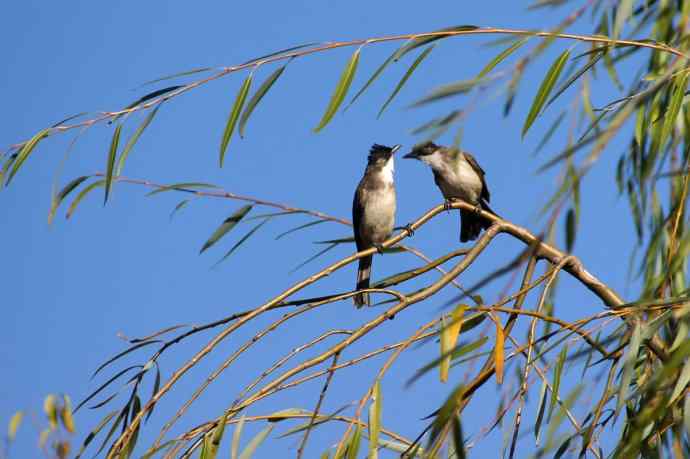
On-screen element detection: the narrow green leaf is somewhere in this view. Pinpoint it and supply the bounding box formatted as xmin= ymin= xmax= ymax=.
xmin=207 ymin=412 xmax=229 ymax=459
xmin=393 ymin=25 xmax=478 ymax=61
xmin=407 ymin=337 xmax=488 ymax=387
xmin=451 ymin=416 xmax=466 ymax=459
xmin=214 ymin=218 xmax=269 ymax=266
xmin=74 ymin=410 xmax=118 ymax=458
xmin=476 ymin=37 xmax=529 ymax=79
xmin=533 ymin=111 xmax=566 ymax=155
xmin=92 ymin=340 xmax=161 ymax=378
xmin=548 ymin=344 xmax=568 ymax=420
xmin=275 ymin=219 xmax=327 ymax=240
xmin=60 ymin=395 xmax=75 ymax=433
xmin=7 ymin=411 xmax=23 ymax=441
xmin=533 ymin=380 xmax=548 ymax=441
xmin=231 ymin=416 xmax=245 ymax=459
xmin=48 ymin=176 xmax=90 ymax=224
xmin=347 ymin=49 xmax=397 ymax=108
xmin=522 ymin=49 xmax=571 ymax=138
xmin=669 ymin=358 xmax=690 ymax=406
xmin=66 ymin=180 xmax=106 ymax=219
xmin=378 ymin=45 xmax=434 ymax=118
xmin=242 ymin=42 xmax=320 ymax=65
xmin=313 ymin=49 xmax=360 ymax=132
xmin=565 ymin=208 xmax=576 ymax=252
xmin=6 ymin=128 xmax=50 ymax=185
xmin=146 ymin=182 xmax=219 ymax=197
xmin=545 ymin=50 xmax=603 ymax=108
xmin=103 ymin=124 xmax=122 ymax=204
xmin=613 ymin=0 xmax=633 ymax=39
xmin=169 ymin=199 xmax=191 ymax=221
xmin=617 ymin=322 xmax=641 ymax=416
xmin=200 ymin=205 xmax=253 ymax=254
xmin=346 ymin=425 xmax=362 ymax=459
xmin=220 ymin=74 xmax=253 ymax=167
xmin=411 ymin=79 xmax=481 ymax=107
xmin=111 ymin=86 xmax=182 ymax=123
xmin=290 ymin=243 xmax=338 ymax=273
xmin=145 ymin=362 xmax=161 ymax=422
xmin=115 ymin=104 xmax=161 ymax=176
xmin=660 ymin=71 xmax=689 ymax=152
xmin=368 ymin=381 xmax=382 ymax=459
xmin=140 ymin=68 xmax=212 ymax=87
xmin=239 ymin=65 xmax=286 ymax=137
xmin=238 ymin=424 xmax=273 ymax=459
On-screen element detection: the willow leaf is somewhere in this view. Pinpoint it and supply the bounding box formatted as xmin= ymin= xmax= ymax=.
xmin=659 ymin=71 xmax=689 ymax=151
xmin=8 ymin=411 xmax=23 ymax=441
xmin=346 ymin=425 xmax=362 ymax=459
xmin=103 ymin=124 xmax=121 ymax=204
xmin=140 ymin=67 xmax=212 ymax=87
xmin=242 ymin=42 xmax=320 ymax=65
xmin=239 ymin=65 xmax=286 ymax=137
xmin=290 ymin=243 xmax=338 ymax=273
xmin=200 ymin=205 xmax=253 ymax=253
xmin=347 ymin=49 xmax=397 ymax=108
xmin=548 ymin=344 xmax=568 ymax=420
xmin=545 ymin=50 xmax=603 ymax=108
xmin=613 ymin=0 xmax=633 ymax=39
xmin=66 ymin=180 xmax=105 ymax=219
xmin=111 ymin=85 xmax=182 ymax=123
xmin=74 ymin=409 xmax=118 ymax=459
xmin=368 ymin=381 xmax=382 ymax=459
xmin=275 ymin=219 xmax=327 ymax=240
xmin=231 ymin=416 xmax=245 ymax=459
xmin=6 ymin=128 xmax=50 ymax=185
xmin=238 ymin=424 xmax=273 ymax=459
xmin=220 ymin=74 xmax=253 ymax=167
xmin=494 ymin=318 xmax=505 ymax=384
xmin=146 ymin=182 xmax=219 ymax=197
xmin=378 ymin=45 xmax=434 ymax=118
xmin=49 ymin=176 xmax=90 ymax=224
xmin=393 ymin=25 xmax=478 ymax=61
xmin=477 ymin=37 xmax=529 ymax=79
xmin=522 ymin=49 xmax=571 ymax=138
xmin=169 ymin=199 xmax=191 ymax=220
xmin=115 ymin=104 xmax=161 ymax=176
xmin=313 ymin=49 xmax=360 ymax=132
xmin=214 ymin=218 xmax=269 ymax=266
xmin=617 ymin=322 xmax=641 ymax=416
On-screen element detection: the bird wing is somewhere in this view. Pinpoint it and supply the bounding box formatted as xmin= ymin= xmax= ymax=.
xmin=463 ymin=152 xmax=490 ymax=202
xmin=352 ymin=182 xmax=367 ymax=251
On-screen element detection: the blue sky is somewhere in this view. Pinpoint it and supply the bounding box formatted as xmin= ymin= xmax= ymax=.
xmin=2 ymin=1 xmax=640 ymax=457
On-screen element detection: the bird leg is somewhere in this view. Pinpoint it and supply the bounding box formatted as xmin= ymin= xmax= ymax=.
xmin=373 ymin=243 xmax=386 ymax=254
xmin=443 ymin=198 xmax=455 ymax=212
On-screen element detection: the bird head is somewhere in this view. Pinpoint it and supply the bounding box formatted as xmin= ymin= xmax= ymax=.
xmin=367 ymin=143 xmax=401 ymax=168
xmin=403 ymin=141 xmax=440 ymax=161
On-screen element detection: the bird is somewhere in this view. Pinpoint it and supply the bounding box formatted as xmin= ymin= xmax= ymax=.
xmin=352 ymin=143 xmax=400 ymax=307
xmin=403 ymin=141 xmax=494 ymax=242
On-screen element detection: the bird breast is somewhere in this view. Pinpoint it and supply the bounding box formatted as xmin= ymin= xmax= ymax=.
xmin=435 ymin=156 xmax=482 ymax=204
xmin=361 ymin=185 xmax=396 ymax=243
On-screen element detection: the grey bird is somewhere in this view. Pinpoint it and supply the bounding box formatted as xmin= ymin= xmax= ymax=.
xmin=352 ymin=143 xmax=400 ymax=307
xmin=404 ymin=141 xmax=494 ymax=242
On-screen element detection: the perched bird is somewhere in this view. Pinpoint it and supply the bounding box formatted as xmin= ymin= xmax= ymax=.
xmin=352 ymin=143 xmax=400 ymax=307
xmin=404 ymin=141 xmax=494 ymax=242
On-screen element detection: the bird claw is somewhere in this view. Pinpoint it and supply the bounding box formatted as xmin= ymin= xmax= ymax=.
xmin=403 ymin=223 xmax=415 ymax=237
xmin=473 ymin=204 xmax=482 ymax=215
xmin=443 ymin=199 xmax=454 ymax=212
xmin=374 ymin=243 xmax=385 ymax=254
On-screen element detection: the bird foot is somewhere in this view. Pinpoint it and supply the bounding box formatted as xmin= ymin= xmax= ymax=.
xmin=443 ymin=199 xmax=455 ymax=212
xmin=374 ymin=243 xmax=385 ymax=254
xmin=473 ymin=204 xmax=482 ymax=215
xmin=403 ymin=223 xmax=415 ymax=237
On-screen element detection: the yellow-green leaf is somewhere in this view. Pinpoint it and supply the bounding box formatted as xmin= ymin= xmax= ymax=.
xmin=199 ymin=205 xmax=253 ymax=254
xmin=440 ymin=304 xmax=467 ymax=383
xmin=238 ymin=424 xmax=273 ymax=459
xmin=393 ymin=25 xmax=478 ymax=61
xmin=214 ymin=217 xmax=269 ymax=267
xmin=220 ymin=74 xmax=253 ymax=167
xmin=522 ymin=49 xmax=570 ymax=138
xmin=66 ymin=180 xmax=105 ymax=219
xmin=103 ymin=124 xmax=121 ymax=204
xmin=347 ymin=49 xmax=397 ymax=108
xmin=60 ymin=395 xmax=75 ymax=433
xmin=613 ymin=0 xmax=633 ymax=39
xmin=313 ymin=49 xmax=360 ymax=133
xmin=660 ymin=71 xmax=689 ymax=152
xmin=48 ymin=176 xmax=90 ymax=225
xmin=346 ymin=425 xmax=362 ymax=459
xmin=548 ymin=344 xmax=568 ymax=420
xmin=476 ymin=37 xmax=529 ymax=79
xmin=44 ymin=394 xmax=58 ymax=429
xmin=6 ymin=128 xmax=50 ymax=185
xmin=378 ymin=45 xmax=434 ymax=118
xmin=115 ymin=105 xmax=161 ymax=176
xmin=368 ymin=381 xmax=382 ymax=459
xmin=8 ymin=411 xmax=23 ymax=441
xmin=239 ymin=65 xmax=286 ymax=137
xmin=231 ymin=415 xmax=245 ymax=459
xmin=145 ymin=182 xmax=219 ymax=197
xmin=494 ymin=319 xmax=505 ymax=384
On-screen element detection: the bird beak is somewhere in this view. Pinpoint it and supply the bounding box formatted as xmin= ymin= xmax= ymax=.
xmin=403 ymin=150 xmax=418 ymax=159
xmin=390 ymin=144 xmax=402 ymax=154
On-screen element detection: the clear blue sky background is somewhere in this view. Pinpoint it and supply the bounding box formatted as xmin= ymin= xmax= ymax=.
xmin=2 ymin=2 xmax=639 ymax=458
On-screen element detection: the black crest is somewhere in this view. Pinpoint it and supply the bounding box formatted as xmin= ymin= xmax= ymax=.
xmin=367 ymin=143 xmax=394 ymax=164
xmin=410 ymin=141 xmax=439 ymax=157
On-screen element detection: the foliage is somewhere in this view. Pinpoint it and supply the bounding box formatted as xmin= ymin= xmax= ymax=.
xmin=5 ymin=1 xmax=690 ymax=458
